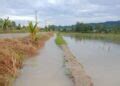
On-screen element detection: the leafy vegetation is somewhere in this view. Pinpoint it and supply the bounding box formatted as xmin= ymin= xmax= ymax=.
xmin=28 ymin=22 xmax=38 ymax=41
xmin=55 ymin=33 xmax=66 ymax=45
xmin=45 ymin=21 xmax=120 ymax=33
xmin=0 ymin=18 xmax=28 ymax=33
xmin=2 ymin=17 xmax=10 ymax=32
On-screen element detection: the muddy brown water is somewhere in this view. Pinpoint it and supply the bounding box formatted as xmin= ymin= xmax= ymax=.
xmin=14 ymin=36 xmax=73 ymax=86
xmin=63 ymin=36 xmax=120 ymax=86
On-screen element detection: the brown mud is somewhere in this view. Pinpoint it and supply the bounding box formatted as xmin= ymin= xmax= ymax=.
xmin=61 ymin=45 xmax=93 ymax=86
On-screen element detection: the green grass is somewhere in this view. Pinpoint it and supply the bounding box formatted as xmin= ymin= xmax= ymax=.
xmin=55 ymin=33 xmax=66 ymax=45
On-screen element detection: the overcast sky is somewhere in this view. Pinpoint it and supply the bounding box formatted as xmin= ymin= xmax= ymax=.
xmin=0 ymin=0 xmax=120 ymax=26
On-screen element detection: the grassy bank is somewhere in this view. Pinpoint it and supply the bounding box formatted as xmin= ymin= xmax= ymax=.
xmin=55 ymin=33 xmax=66 ymax=45
xmin=0 ymin=32 xmax=53 ymax=86
xmin=55 ymin=33 xmax=93 ymax=86
xmin=63 ymin=32 xmax=120 ymax=43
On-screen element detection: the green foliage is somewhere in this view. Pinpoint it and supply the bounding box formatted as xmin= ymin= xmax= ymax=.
xmin=2 ymin=17 xmax=9 ymax=31
xmin=55 ymin=33 xmax=66 ymax=45
xmin=75 ymin=22 xmax=93 ymax=32
xmin=47 ymin=25 xmax=56 ymax=31
xmin=17 ymin=24 xmax=21 ymax=30
xmin=28 ymin=21 xmax=38 ymax=41
xmin=0 ymin=18 xmax=28 ymax=33
xmin=49 ymin=21 xmax=120 ymax=33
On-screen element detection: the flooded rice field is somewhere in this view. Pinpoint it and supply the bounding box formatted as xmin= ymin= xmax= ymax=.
xmin=64 ymin=36 xmax=120 ymax=86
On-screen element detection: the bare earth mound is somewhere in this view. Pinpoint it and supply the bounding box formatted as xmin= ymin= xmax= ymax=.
xmin=61 ymin=45 xmax=93 ymax=86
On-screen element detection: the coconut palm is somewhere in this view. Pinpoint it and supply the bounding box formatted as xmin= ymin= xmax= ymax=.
xmin=28 ymin=21 xmax=38 ymax=41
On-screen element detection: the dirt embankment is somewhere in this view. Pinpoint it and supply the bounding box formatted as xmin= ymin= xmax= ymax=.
xmin=0 ymin=32 xmax=53 ymax=86
xmin=61 ymin=45 xmax=93 ymax=86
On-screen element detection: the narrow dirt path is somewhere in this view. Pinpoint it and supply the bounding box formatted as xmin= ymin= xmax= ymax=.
xmin=14 ymin=36 xmax=73 ymax=86
xmin=61 ymin=45 xmax=93 ymax=86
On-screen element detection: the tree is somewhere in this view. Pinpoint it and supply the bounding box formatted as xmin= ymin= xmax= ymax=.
xmin=2 ymin=17 xmax=9 ymax=32
xmin=17 ymin=24 xmax=21 ymax=30
xmin=47 ymin=25 xmax=56 ymax=31
xmin=11 ymin=21 xmax=16 ymax=28
xmin=28 ymin=22 xmax=38 ymax=41
xmin=75 ymin=22 xmax=93 ymax=32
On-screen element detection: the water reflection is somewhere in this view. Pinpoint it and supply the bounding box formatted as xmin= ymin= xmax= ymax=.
xmin=64 ymin=36 xmax=120 ymax=86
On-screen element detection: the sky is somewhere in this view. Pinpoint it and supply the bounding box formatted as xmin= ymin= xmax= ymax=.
xmin=0 ymin=0 xmax=120 ymax=26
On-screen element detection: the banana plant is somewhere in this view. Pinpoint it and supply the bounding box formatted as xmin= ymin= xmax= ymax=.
xmin=28 ymin=21 xmax=38 ymax=41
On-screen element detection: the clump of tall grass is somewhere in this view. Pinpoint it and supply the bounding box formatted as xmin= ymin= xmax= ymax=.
xmin=55 ymin=33 xmax=66 ymax=45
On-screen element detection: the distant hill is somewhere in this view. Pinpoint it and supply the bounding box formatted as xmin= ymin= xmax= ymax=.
xmin=90 ymin=21 xmax=120 ymax=26
xmin=102 ymin=21 xmax=120 ymax=26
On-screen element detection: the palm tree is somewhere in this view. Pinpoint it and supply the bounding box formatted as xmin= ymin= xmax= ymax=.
xmin=28 ymin=21 xmax=38 ymax=41
xmin=2 ymin=17 xmax=9 ymax=32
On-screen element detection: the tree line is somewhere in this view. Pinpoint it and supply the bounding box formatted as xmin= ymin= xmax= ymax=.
xmin=0 ymin=17 xmax=120 ymax=33
xmin=46 ymin=21 xmax=120 ymax=33
xmin=0 ymin=18 xmax=27 ymax=32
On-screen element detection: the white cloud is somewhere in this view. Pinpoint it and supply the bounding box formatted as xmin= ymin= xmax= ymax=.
xmin=48 ymin=0 xmax=57 ymax=4
xmin=0 ymin=0 xmax=119 ymax=26
xmin=1 ymin=15 xmax=35 ymax=21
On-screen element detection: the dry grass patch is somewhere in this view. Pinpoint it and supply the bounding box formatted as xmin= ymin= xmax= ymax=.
xmin=0 ymin=32 xmax=53 ymax=86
